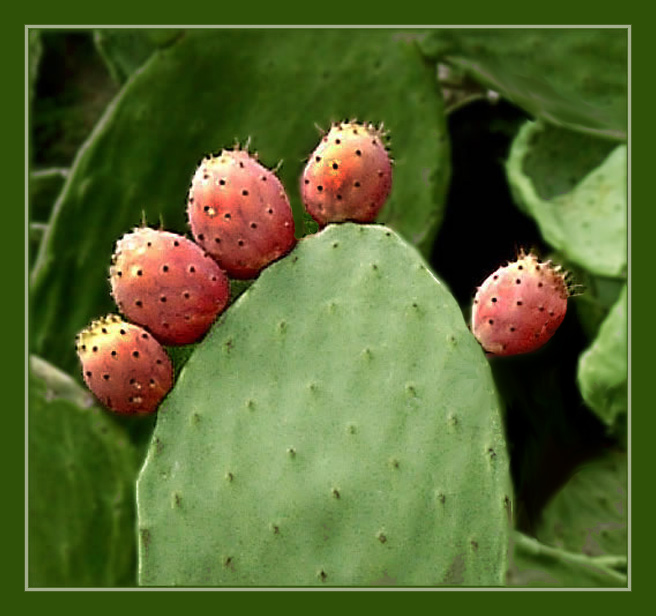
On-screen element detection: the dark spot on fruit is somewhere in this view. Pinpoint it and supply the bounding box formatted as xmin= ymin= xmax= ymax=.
xmin=538 ymin=282 xmax=543 ymax=288
xmin=332 ymin=162 xmax=338 ymax=170
xmin=549 ymin=311 xmax=555 ymax=317
xmin=539 ymin=306 xmax=545 ymax=312
xmin=103 ymin=374 xmax=110 ymax=380
xmin=136 ymin=300 xmax=143 ymax=307
xmin=261 ymin=176 xmax=267 ymax=181
xmin=517 ymin=301 xmax=523 ymax=306
xmin=332 ymin=488 xmax=341 ymax=499
xmin=183 ymin=292 xmax=190 ymax=299
xmin=174 ymin=241 xmax=179 ymax=247
xmin=518 ymin=265 xmax=523 ymax=270
xmin=491 ymin=297 xmax=497 ymax=303
xmin=516 ymin=279 xmax=521 ymax=284
xmin=319 ymin=570 xmax=327 ymax=582
xmin=117 ymin=271 xmax=122 ymax=277
xmin=378 ymin=533 xmax=387 ymax=544
xmin=111 ymin=350 xmax=117 ymax=357
xmin=120 ymin=329 xmax=126 ymax=335
xmin=510 ymin=327 xmax=516 ymax=332
xmin=356 ymin=149 xmax=362 ymax=156
xmin=315 ymin=155 xmax=321 ymax=162
xmin=353 ymin=129 xmax=358 ymax=135
xmin=92 ymin=346 xmax=98 ymax=352
xmin=267 ymin=208 xmax=273 ymax=214
xmin=215 ymin=237 xmax=221 ymax=244
xmin=198 ymin=233 xmax=205 ymax=241
xmin=147 ymin=242 xmax=152 ymax=247
xmin=211 ymin=276 xmax=217 ymax=282
xmin=189 ymin=266 xmax=196 ymax=273
xmin=493 ymin=275 xmax=499 ymax=280
xmin=488 ymin=319 xmax=494 ymax=325
xmin=160 ymin=296 xmax=167 ymax=303
xmin=219 ymin=179 xmax=225 ymax=185
xmin=133 ymin=351 xmax=139 ymax=358
xmin=137 ymin=269 xmax=143 ymax=276
xmin=250 ymin=222 xmax=257 ymax=229
xmin=335 ymin=138 xmax=341 ymax=144
xmin=102 ymin=327 xmax=107 ymax=334
xmin=224 ymin=213 xmax=231 ymax=220
xmin=304 ymin=179 xmax=309 ymax=184
xmin=242 ymin=190 xmax=249 ymax=196
xmin=354 ymin=181 xmax=360 ymax=187
xmin=162 ymin=265 xmax=169 ymax=272
xmin=163 ymin=323 xmax=170 ymax=329
xmin=85 ymin=371 xmax=92 ymax=377
xmin=336 ymin=194 xmax=342 ymax=200
xmin=238 ymin=240 xmax=245 ymax=247
xmin=535 ymin=265 xmax=541 ymax=271
xmin=239 ymin=161 xmax=244 ymax=168
xmin=156 ymin=359 xmax=163 ymax=365
xmin=142 ymin=333 xmax=148 ymax=339
xmin=317 ymin=185 xmax=323 ymax=192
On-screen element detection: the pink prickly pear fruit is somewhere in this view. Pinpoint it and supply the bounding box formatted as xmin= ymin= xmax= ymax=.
xmin=300 ymin=120 xmax=393 ymax=226
xmin=110 ymin=227 xmax=230 ymax=346
xmin=75 ymin=315 xmax=173 ymax=415
xmin=471 ymin=251 xmax=572 ymax=357
xmin=186 ymin=148 xmax=297 ymax=280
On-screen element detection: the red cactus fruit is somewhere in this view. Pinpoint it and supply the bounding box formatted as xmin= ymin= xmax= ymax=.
xmin=471 ymin=251 xmax=572 ymax=357
xmin=75 ymin=315 xmax=173 ymax=414
xmin=186 ymin=148 xmax=297 ymax=280
xmin=109 ymin=227 xmax=230 ymax=346
xmin=300 ymin=120 xmax=393 ymax=226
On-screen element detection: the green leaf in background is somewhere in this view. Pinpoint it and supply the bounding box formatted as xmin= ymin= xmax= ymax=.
xmin=506 ymin=120 xmax=627 ymax=278
xmin=507 ymin=531 xmax=627 ymax=588
xmin=28 ymin=356 xmax=138 ymax=588
xmin=30 ymin=28 xmax=450 ymax=376
xmin=577 ymin=284 xmax=628 ymax=434
xmin=28 ymin=29 xmax=43 ymax=107
xmin=534 ymin=449 xmax=627 ymax=559
xmin=419 ymin=27 xmax=627 ymax=140
xmin=93 ymin=28 xmax=183 ymax=84
xmin=137 ymin=224 xmax=512 ymax=587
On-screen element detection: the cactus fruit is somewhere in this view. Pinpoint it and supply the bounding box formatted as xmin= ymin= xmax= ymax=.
xmin=109 ymin=227 xmax=230 ymax=346
xmin=186 ymin=148 xmax=297 ymax=280
xmin=471 ymin=251 xmax=571 ymax=357
xmin=300 ymin=121 xmax=393 ymax=226
xmin=76 ymin=315 xmax=173 ymax=414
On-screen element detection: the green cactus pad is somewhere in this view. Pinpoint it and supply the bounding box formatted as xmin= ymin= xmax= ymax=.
xmin=577 ymin=285 xmax=628 ymax=432
xmin=535 ymin=449 xmax=627 ymax=559
xmin=506 ymin=121 xmax=627 ymax=278
xmin=507 ymin=531 xmax=627 ymax=588
xmin=28 ymin=356 xmax=138 ymax=587
xmin=94 ymin=28 xmax=182 ymax=84
xmin=30 ymin=28 xmax=450 ymax=375
xmin=419 ymin=28 xmax=627 ymax=140
xmin=137 ymin=224 xmax=511 ymax=587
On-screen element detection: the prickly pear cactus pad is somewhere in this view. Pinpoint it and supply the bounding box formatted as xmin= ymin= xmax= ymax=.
xmin=506 ymin=121 xmax=627 ymax=279
xmin=577 ymin=285 xmax=628 ymax=433
xmin=137 ymin=224 xmax=511 ymax=587
xmin=29 ymin=356 xmax=138 ymax=587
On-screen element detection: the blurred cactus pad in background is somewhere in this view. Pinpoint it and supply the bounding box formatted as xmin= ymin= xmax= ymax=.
xmin=27 ymin=27 xmax=628 ymax=588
